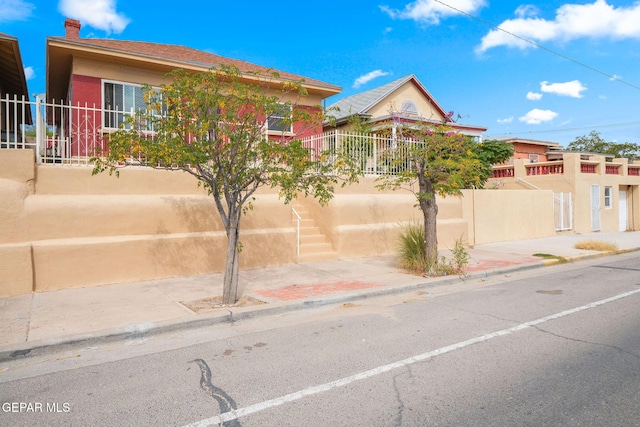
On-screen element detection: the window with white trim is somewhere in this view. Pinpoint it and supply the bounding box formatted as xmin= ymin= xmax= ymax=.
xmin=604 ymin=186 xmax=612 ymax=208
xmin=103 ymin=81 xmax=162 ymax=130
xmin=266 ymin=104 xmax=293 ymax=133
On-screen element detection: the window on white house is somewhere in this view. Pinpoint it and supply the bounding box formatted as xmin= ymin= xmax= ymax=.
xmin=604 ymin=186 xmax=612 ymax=208
xmin=103 ymin=81 xmax=162 ymax=130
xmin=266 ymin=104 xmax=293 ymax=133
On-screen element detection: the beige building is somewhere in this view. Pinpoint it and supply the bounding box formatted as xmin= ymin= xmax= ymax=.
xmin=323 ymin=74 xmax=487 ymax=139
xmin=490 ymin=138 xmax=640 ymax=234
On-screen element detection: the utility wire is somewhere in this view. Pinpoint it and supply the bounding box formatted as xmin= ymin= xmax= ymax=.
xmin=500 ymin=120 xmax=640 ymax=137
xmin=434 ymin=0 xmax=640 ymax=91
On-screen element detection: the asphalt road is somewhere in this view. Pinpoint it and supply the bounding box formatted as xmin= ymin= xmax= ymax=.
xmin=1 ymin=253 xmax=639 ymax=426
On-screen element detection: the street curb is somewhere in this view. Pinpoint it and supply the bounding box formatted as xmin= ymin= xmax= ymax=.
xmin=1 ymin=248 xmax=638 ymax=364
xmin=0 ymin=261 xmax=548 ymax=363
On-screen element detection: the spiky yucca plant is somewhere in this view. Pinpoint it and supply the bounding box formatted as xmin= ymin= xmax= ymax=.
xmin=397 ymin=223 xmax=469 ymax=276
xmin=397 ymin=222 xmax=432 ymax=274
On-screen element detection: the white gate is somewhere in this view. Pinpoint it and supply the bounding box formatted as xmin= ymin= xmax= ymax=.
xmin=554 ymin=192 xmax=572 ymax=231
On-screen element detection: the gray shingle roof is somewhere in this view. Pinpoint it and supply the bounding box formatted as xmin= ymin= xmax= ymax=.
xmin=326 ymin=74 xmax=447 ymax=123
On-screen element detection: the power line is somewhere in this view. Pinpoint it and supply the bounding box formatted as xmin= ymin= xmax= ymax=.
xmin=433 ymin=0 xmax=640 ymax=91
xmin=499 ymin=120 xmax=640 ymax=138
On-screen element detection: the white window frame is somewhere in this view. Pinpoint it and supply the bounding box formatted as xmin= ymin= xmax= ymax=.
xmin=266 ymin=103 xmax=293 ymax=135
xmin=102 ymin=80 xmax=162 ymax=131
xmin=604 ymin=186 xmax=612 ymax=209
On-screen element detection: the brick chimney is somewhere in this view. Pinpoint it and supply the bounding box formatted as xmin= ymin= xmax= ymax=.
xmin=64 ymin=18 xmax=81 ymax=39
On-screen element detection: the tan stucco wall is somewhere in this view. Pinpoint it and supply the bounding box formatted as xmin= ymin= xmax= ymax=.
xmin=35 ymin=166 xmax=207 ymax=195
xmin=1 ymin=149 xmax=559 ymax=297
xmin=488 ymin=154 xmax=640 ymax=234
xmin=21 ymin=189 xmax=297 ymax=293
xmin=1 ymin=151 xmax=299 ymax=295
xmin=0 ymin=150 xmax=35 ymax=295
xmin=294 ymin=177 xmax=471 ymax=257
xmin=461 ymin=189 xmax=555 ymax=244
xmin=298 ymin=191 xmax=468 ymax=258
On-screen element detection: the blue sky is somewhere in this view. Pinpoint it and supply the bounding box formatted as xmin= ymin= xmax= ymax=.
xmin=2 ymin=0 xmax=639 ymax=146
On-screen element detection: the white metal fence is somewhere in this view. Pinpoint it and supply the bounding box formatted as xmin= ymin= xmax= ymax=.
xmin=1 ymin=94 xmax=36 ymax=152
xmin=300 ymin=130 xmax=418 ymax=175
xmin=2 ymin=95 xmax=417 ymax=172
xmin=0 ymin=94 xmax=144 ymax=165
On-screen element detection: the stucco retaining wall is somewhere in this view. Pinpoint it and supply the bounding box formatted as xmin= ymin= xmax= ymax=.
xmin=1 ymin=149 xmax=557 ymax=296
xmin=462 ymin=189 xmax=555 ymax=244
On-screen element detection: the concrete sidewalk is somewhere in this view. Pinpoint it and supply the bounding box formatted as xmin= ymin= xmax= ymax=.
xmin=1 ymin=231 xmax=638 ymax=361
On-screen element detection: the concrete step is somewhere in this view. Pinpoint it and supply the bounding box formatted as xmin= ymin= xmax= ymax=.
xmin=297 ymin=250 xmax=339 ymax=263
xmin=299 ymin=241 xmax=334 ymax=253
xmin=299 ymin=234 xmax=328 ymax=245
xmin=299 ymin=226 xmax=323 ymax=236
xmin=291 ymin=205 xmax=339 ymax=263
xmin=291 ymin=206 xmax=309 ymax=217
xmin=299 ymin=218 xmax=315 ymax=228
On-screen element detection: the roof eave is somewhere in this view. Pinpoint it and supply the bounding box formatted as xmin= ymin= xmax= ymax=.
xmin=46 ymin=37 xmax=341 ymax=99
xmin=0 ymin=33 xmax=32 ymax=122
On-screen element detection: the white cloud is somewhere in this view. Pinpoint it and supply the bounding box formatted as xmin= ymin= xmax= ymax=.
xmin=526 ymin=92 xmax=542 ymax=100
xmin=476 ymin=0 xmax=640 ymax=53
xmin=540 ymin=80 xmax=586 ymax=98
xmin=519 ymin=109 xmax=558 ymax=124
xmin=381 ymin=0 xmax=486 ymax=25
xmin=58 ymin=0 xmax=130 ymax=34
xmin=23 ymin=66 xmax=34 ymax=80
xmin=515 ymin=4 xmax=539 ymax=18
xmin=497 ymin=117 xmax=513 ymax=124
xmin=0 ymin=0 xmax=34 ymax=22
xmin=353 ymin=70 xmax=390 ymax=88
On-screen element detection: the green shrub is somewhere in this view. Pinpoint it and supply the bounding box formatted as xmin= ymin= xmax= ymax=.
xmin=397 ymin=224 xmax=469 ymax=277
xmin=397 ymin=222 xmax=430 ymax=274
xmin=451 ymin=237 xmax=469 ymax=271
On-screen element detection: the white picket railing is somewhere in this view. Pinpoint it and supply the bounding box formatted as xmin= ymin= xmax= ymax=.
xmin=2 ymin=94 xmax=425 ymax=173
xmin=1 ymin=94 xmax=36 ymax=153
xmin=300 ymin=130 xmax=418 ymax=175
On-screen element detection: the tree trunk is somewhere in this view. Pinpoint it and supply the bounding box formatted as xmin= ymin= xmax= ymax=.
xmin=222 ymin=215 xmax=241 ymax=304
xmin=417 ymin=174 xmax=438 ymax=268
xmin=421 ymin=195 xmax=438 ymax=266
